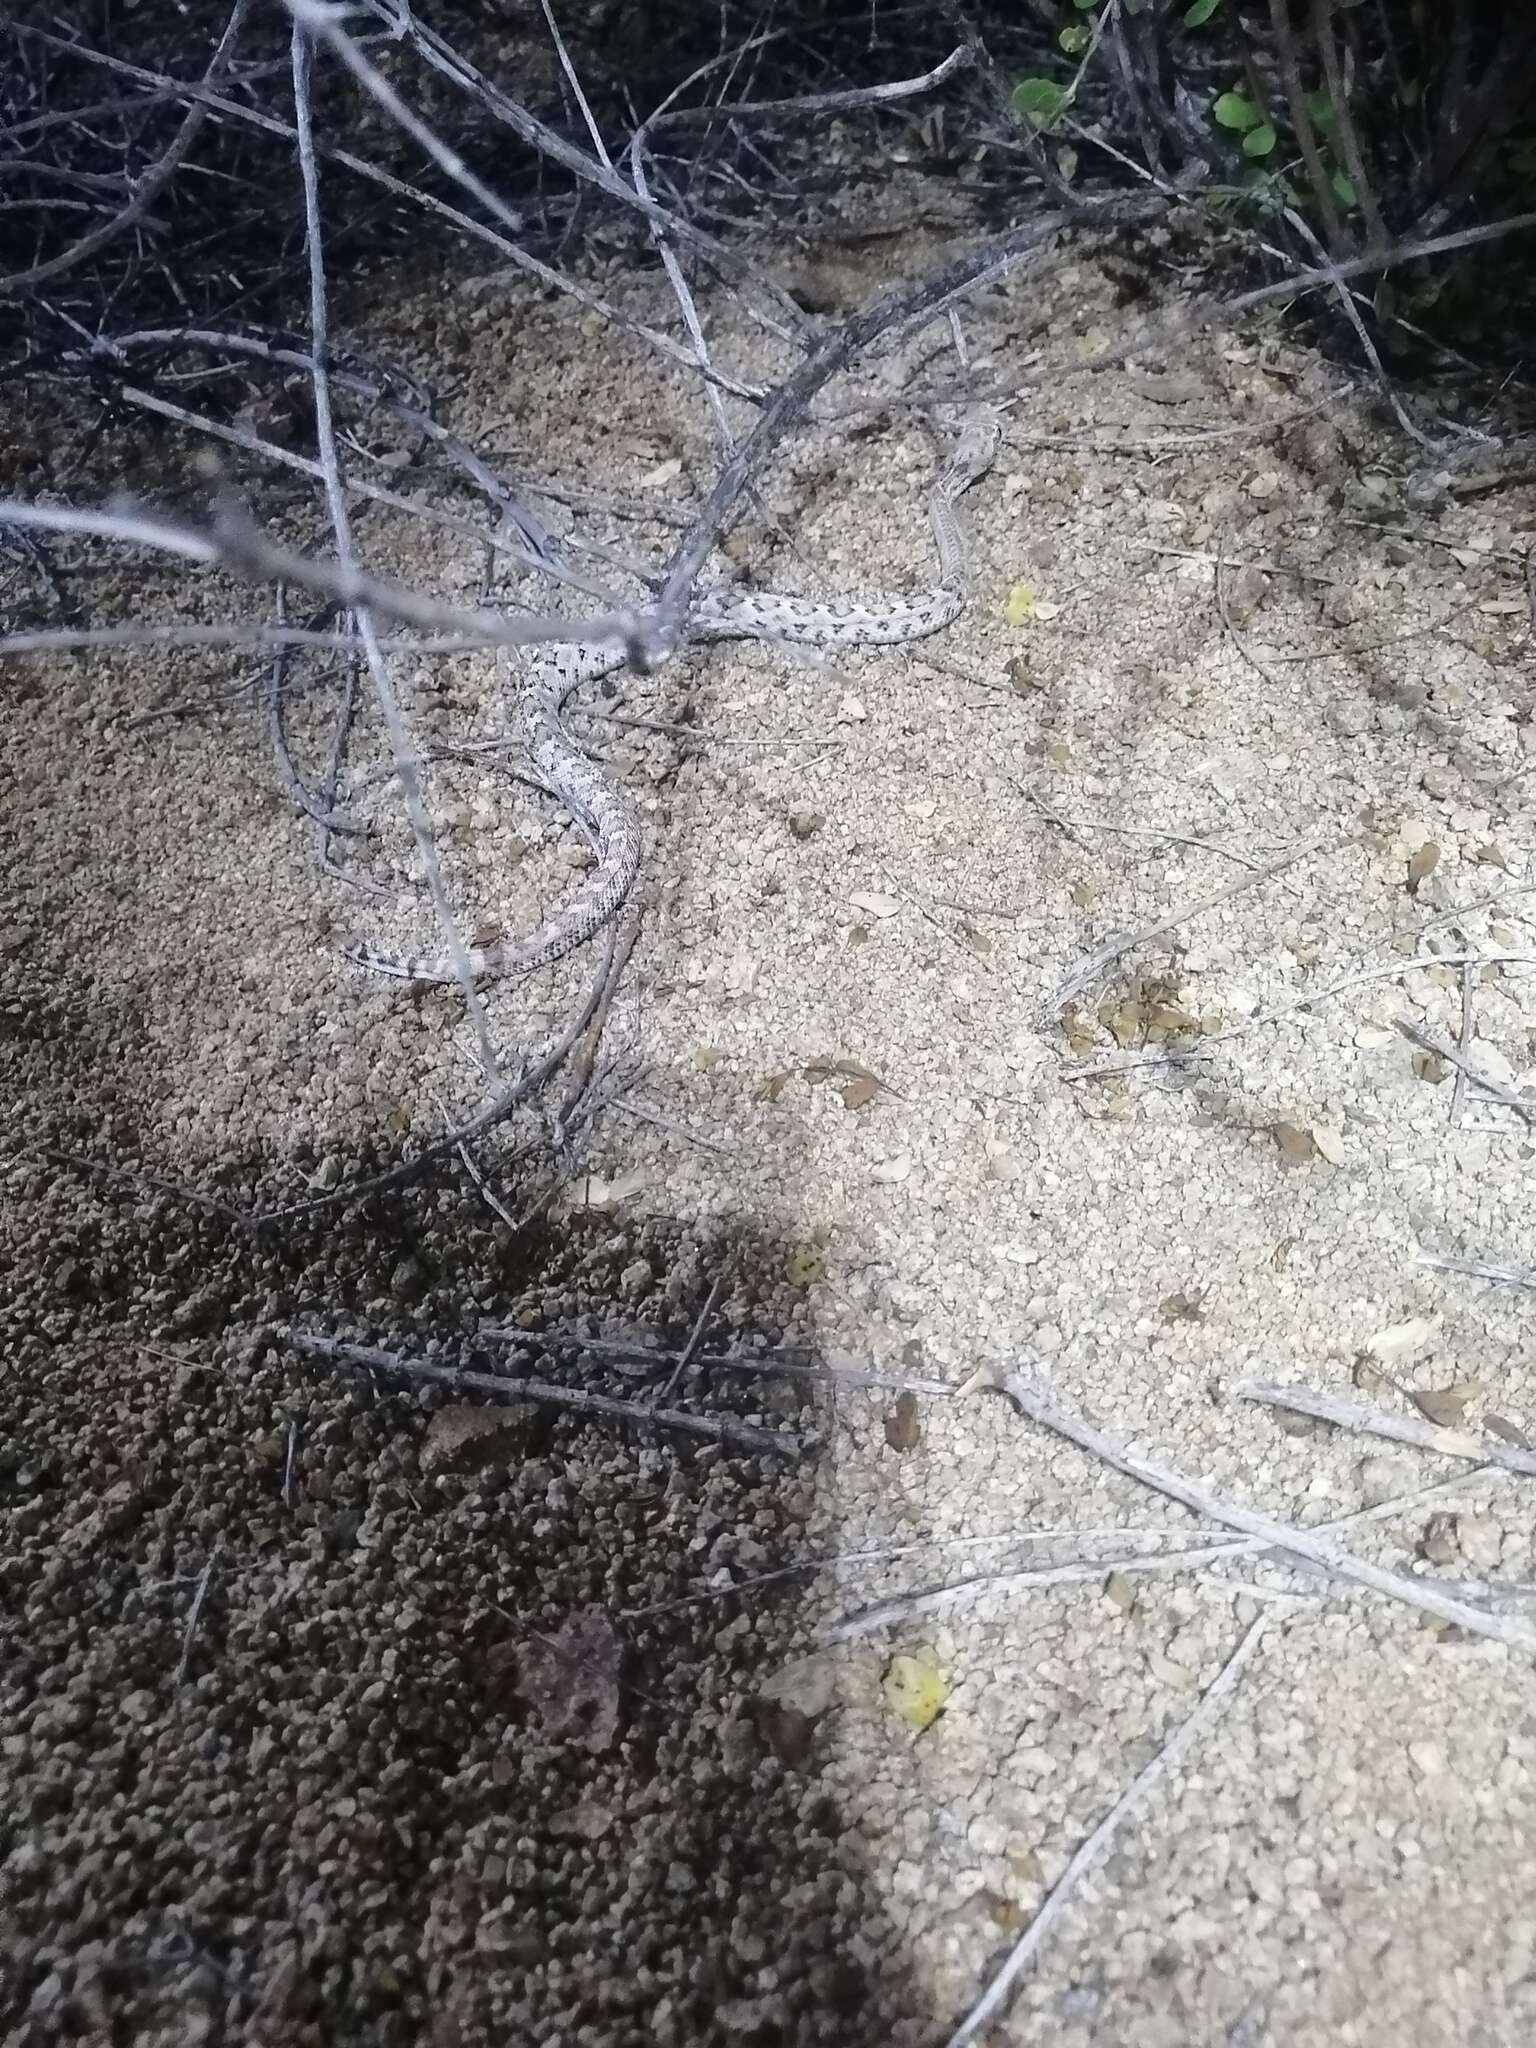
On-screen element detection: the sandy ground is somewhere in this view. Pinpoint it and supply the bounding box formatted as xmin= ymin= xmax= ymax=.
xmin=5 ymin=225 xmax=1536 ymax=2046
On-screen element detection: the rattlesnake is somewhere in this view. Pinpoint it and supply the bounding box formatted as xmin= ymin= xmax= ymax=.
xmin=349 ymin=410 xmax=1002 ymax=985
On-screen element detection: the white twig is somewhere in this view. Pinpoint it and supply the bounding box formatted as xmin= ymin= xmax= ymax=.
xmin=1417 ymin=1246 xmax=1536 ymax=1293
xmin=942 ymin=1614 xmax=1271 ymax=2048
xmin=0 ymin=496 xmax=644 ymax=652
xmin=823 ymin=1464 xmax=1492 ymax=1644
xmin=993 ymin=1369 xmax=1536 ymax=1653
xmin=1236 ymin=1378 xmax=1536 ymax=1479
xmin=290 ymin=18 xmax=500 ymax=1074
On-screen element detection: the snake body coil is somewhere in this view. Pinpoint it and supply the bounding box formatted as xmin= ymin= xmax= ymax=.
xmin=350 ymin=415 xmax=1000 ymax=985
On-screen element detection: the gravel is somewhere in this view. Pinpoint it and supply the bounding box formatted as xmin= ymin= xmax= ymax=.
xmin=5 ymin=220 xmax=1536 ymax=2045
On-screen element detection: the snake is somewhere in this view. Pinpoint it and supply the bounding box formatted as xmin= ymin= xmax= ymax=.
xmin=348 ymin=411 xmax=1002 ymax=985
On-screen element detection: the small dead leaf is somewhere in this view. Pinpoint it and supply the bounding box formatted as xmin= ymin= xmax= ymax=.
xmin=638 ymin=457 xmax=682 ymax=488
xmin=1103 ymin=1571 xmax=1137 ymax=1614
xmin=1272 ymin=1122 xmax=1316 ymax=1160
xmin=870 ymin=1153 xmax=913 ymax=1185
xmin=803 ymin=1056 xmax=891 ymax=1099
xmin=548 ymin=1798 xmax=615 ymax=1843
xmin=421 ymin=1404 xmax=542 ymax=1477
xmin=754 ymin=1071 xmax=789 ymax=1103
xmin=882 ymin=1653 xmax=947 ymax=1731
xmin=1472 ymin=841 xmax=1510 ymax=871
xmin=1406 ymin=842 xmax=1441 ymax=892
xmin=1420 ymin=1513 xmax=1459 ymax=1567
xmin=513 ymin=1609 xmax=621 ymax=1754
xmin=1147 ymin=1002 xmax=1198 ymax=1040
xmin=1062 ymin=1006 xmax=1097 ymax=1055
xmin=1352 ymin=1356 xmax=1391 ymax=1395
xmin=848 ymin=891 xmax=900 ymax=920
xmin=1270 ymin=1235 xmax=1296 ymax=1271
xmin=787 ymin=808 xmax=823 ymax=840
xmin=692 ymin=1044 xmax=722 ymax=1071
xmin=1486 ymin=1414 xmax=1532 ymax=1449
xmin=962 ymin=924 xmax=993 ymax=957
xmin=1159 ymin=1290 xmax=1207 ymax=1324
xmin=1007 ymin=654 xmax=1041 ymax=695
xmin=1146 ymin=1648 xmax=1198 ymax=1691
xmin=1411 ymin=1050 xmax=1447 ymax=1084
xmin=1311 ymin=1124 xmax=1347 ymax=1166
xmin=1412 ymin=1379 xmax=1482 ymax=1427
xmin=1366 ymin=1317 xmax=1435 ymax=1363
xmin=756 ymin=1654 xmax=837 ymax=1719
xmin=1226 ymin=562 xmax=1270 ymax=625
xmin=842 ymin=1075 xmax=881 ymax=1111
xmin=575 ymin=1166 xmax=650 ymax=1211
xmin=884 ymin=1391 xmax=921 ymax=1452
xmin=785 ymin=1244 xmax=826 ymax=1289
xmin=756 ymin=1703 xmax=814 ymax=1767
xmin=1102 ymin=997 xmax=1145 ymax=1049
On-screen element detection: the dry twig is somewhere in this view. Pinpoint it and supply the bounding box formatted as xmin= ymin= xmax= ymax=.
xmin=942 ymin=1614 xmax=1272 ymax=2048
xmin=276 ymin=1327 xmax=805 ymax=1459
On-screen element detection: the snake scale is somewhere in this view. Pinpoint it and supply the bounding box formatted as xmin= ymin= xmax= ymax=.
xmin=349 ymin=411 xmax=1001 ymax=985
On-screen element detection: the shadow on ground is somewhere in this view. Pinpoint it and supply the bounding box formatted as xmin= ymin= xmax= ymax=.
xmin=1 ymin=1118 xmax=935 ymax=2046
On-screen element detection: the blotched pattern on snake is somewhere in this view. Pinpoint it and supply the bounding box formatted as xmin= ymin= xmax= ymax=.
xmin=349 ymin=412 xmax=1001 ymax=985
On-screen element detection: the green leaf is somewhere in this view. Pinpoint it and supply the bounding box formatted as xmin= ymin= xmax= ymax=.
xmin=1184 ymin=0 xmax=1222 ymax=23
xmin=1306 ymin=88 xmax=1337 ymax=133
xmin=1243 ymin=122 xmax=1277 ymax=157
xmin=1012 ymin=77 xmax=1066 ymax=129
xmin=1059 ymin=25 xmax=1089 ymax=52
xmin=1331 ymin=167 xmax=1357 ymax=207
xmin=1073 ymin=0 xmax=1099 ymax=9
xmin=1213 ymin=91 xmax=1261 ymax=131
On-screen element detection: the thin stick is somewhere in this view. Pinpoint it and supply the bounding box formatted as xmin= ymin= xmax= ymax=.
xmin=174 ymin=1548 xmax=220 ymax=1688
xmin=1043 ymin=836 xmax=1333 ymax=1019
xmin=486 ymin=1329 xmax=956 ymax=1397
xmin=0 ymin=0 xmax=250 ymax=295
xmin=0 ymin=497 xmax=644 ymax=654
xmin=941 ymin=1615 xmax=1271 ymax=2048
xmin=432 ymin=1089 xmax=519 ymax=1232
xmin=1019 ymin=781 xmax=1273 ymax=871
xmin=823 ymin=1464 xmax=1493 ymax=1644
xmin=0 ymin=623 xmax=505 ymax=659
xmin=992 ymin=1368 xmax=1536 ymax=1652
xmin=1235 ymin=1378 xmax=1536 ymax=1479
xmin=1449 ymin=959 xmax=1476 ymax=1125
xmin=252 ymin=916 xmax=635 ymax=1223
xmin=275 ymin=1327 xmax=804 ymax=1458
xmin=1396 ymin=1018 xmax=1535 ymax=1127
xmin=7 ymin=23 xmax=763 ymax=399
xmin=658 ymin=1273 xmax=726 ymax=1403
xmin=1417 ymin=1247 xmax=1536 ymax=1293
xmin=290 ymin=18 xmax=500 ymax=1076
xmin=609 ymin=1096 xmax=733 ymax=1155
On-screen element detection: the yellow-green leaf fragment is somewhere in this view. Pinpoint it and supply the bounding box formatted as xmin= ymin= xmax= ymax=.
xmin=882 ymin=1653 xmax=948 ymax=1731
